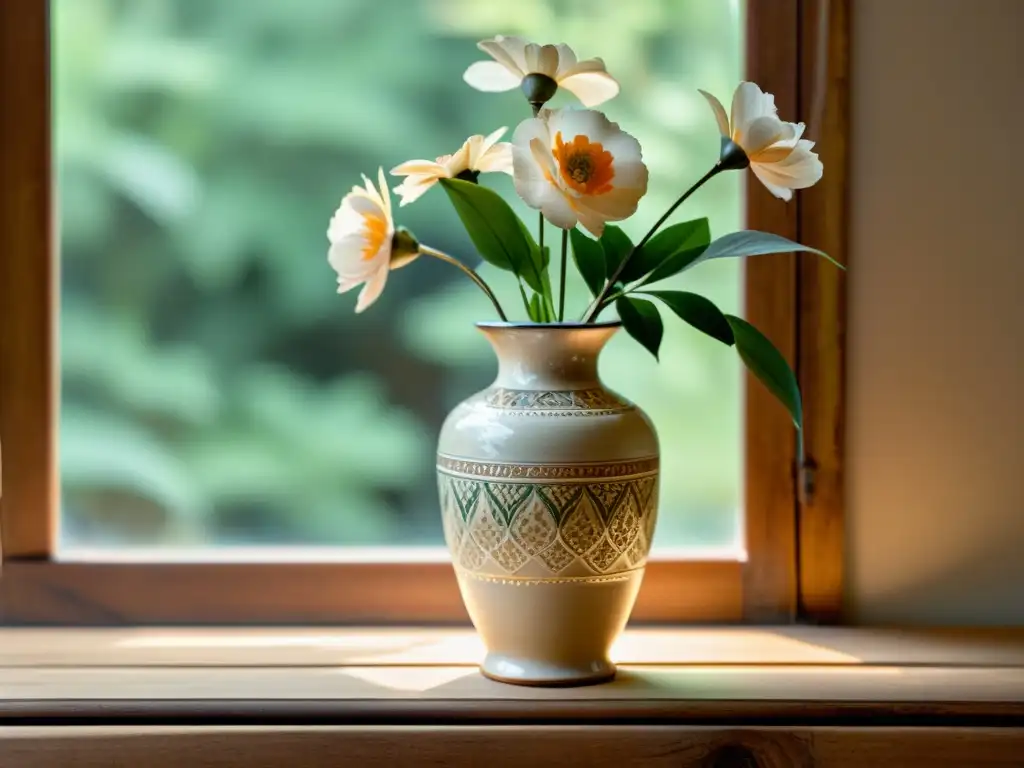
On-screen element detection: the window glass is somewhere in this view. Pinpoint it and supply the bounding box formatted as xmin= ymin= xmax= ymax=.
xmin=55 ymin=0 xmax=745 ymax=553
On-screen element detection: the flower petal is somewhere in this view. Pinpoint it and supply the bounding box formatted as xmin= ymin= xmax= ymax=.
xmin=573 ymin=205 xmax=607 ymax=238
xmin=557 ymin=71 xmax=620 ymax=107
xmin=698 ymin=89 xmax=730 ymax=136
xmin=464 ymin=61 xmax=522 ymax=92
xmin=512 ymin=143 xmax=577 ymax=229
xmin=475 ymin=142 xmax=514 ymax=174
xmin=524 ymin=43 xmax=559 ymax=77
xmin=600 ymin=130 xmax=645 ymax=168
xmin=355 ymin=264 xmax=389 ymax=312
xmin=740 ymin=115 xmax=790 ymax=156
xmin=513 ymin=112 xmax=552 ymax=148
xmin=491 ymin=35 xmax=530 ymax=73
xmin=730 ymin=81 xmax=778 ymax=135
xmin=478 ymin=36 xmax=526 ymax=76
xmin=328 ymin=237 xmax=371 ymax=280
xmin=553 ymin=43 xmax=578 ymax=78
xmin=559 ymin=57 xmax=610 ymax=76
xmin=479 ymin=126 xmax=508 ymax=156
xmin=754 ymin=142 xmax=823 ymax=189
xmin=549 ymin=107 xmax=618 ymax=144
xmin=580 ymin=174 xmax=648 ymax=218
xmin=444 ymin=142 xmax=472 ymax=175
xmin=393 ymin=175 xmax=438 ymax=206
xmin=750 ymin=164 xmax=794 ymax=201
xmin=538 ymin=188 xmax=579 ymax=230
xmin=391 ymin=159 xmax=444 ymax=177
xmin=376 ymin=167 xmax=392 ymax=219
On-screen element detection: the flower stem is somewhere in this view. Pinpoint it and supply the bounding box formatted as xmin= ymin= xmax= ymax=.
xmin=580 ymin=163 xmax=724 ymax=323
xmin=558 ymin=228 xmax=569 ymax=321
xmin=516 ymin=280 xmax=532 ymax=317
xmin=419 ymin=244 xmax=508 ymax=321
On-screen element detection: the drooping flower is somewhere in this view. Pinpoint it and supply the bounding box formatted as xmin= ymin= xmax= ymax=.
xmin=390 ymin=127 xmax=513 ymax=206
xmin=512 ymin=108 xmax=648 ymax=238
xmin=464 ymin=36 xmax=619 ymax=108
xmin=699 ymin=81 xmax=823 ymax=200
xmin=327 ymin=168 xmax=418 ymax=313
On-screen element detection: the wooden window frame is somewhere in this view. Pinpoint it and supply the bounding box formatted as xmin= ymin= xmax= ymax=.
xmin=0 ymin=0 xmax=847 ymax=626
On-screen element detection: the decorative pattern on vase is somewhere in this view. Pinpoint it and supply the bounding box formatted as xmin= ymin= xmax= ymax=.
xmin=438 ymin=456 xmax=658 ymax=580
xmin=484 ymin=387 xmax=631 ymax=414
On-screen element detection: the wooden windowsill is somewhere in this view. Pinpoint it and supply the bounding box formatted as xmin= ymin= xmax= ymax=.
xmin=3 ymin=627 xmax=1024 ymax=725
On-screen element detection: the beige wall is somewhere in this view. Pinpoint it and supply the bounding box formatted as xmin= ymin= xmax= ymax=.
xmin=847 ymin=0 xmax=1024 ymax=624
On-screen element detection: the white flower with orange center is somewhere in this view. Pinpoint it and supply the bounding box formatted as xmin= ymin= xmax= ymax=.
xmin=390 ymin=127 xmax=513 ymax=207
xmin=699 ymin=81 xmax=823 ymax=200
xmin=327 ymin=168 xmax=416 ymax=313
xmin=464 ymin=36 xmax=619 ymax=108
xmin=512 ymin=108 xmax=648 ymax=237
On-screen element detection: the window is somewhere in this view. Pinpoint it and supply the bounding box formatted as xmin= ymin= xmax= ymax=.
xmin=0 ymin=0 xmax=847 ymax=624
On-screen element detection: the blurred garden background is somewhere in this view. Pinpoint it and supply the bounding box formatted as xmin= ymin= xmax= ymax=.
xmin=54 ymin=0 xmax=745 ymax=552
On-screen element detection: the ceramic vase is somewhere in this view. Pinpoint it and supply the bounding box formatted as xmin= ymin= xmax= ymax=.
xmin=437 ymin=321 xmax=659 ymax=686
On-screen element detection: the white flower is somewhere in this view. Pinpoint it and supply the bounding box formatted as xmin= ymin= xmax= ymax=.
xmin=390 ymin=127 xmax=513 ymax=206
xmin=512 ymin=108 xmax=648 ymax=238
xmin=464 ymin=36 xmax=619 ymax=108
xmin=699 ymin=81 xmax=823 ymax=201
xmin=327 ymin=168 xmax=414 ymax=313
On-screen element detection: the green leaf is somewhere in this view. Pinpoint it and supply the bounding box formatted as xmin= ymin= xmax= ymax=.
xmin=644 ymin=290 xmax=734 ymax=346
xmin=686 ymin=230 xmax=844 ymax=273
xmin=439 ymin=178 xmax=537 ymax=282
xmin=570 ymin=228 xmax=606 ymax=297
xmin=514 ymin=215 xmax=550 ymax=295
xmin=626 ymin=218 xmax=710 ymax=285
xmin=600 ymin=225 xmax=633 ymax=279
xmin=726 ymin=315 xmax=803 ymax=429
xmin=616 ymin=297 xmax=663 ymax=361
xmin=527 ymin=293 xmax=544 ymax=322
xmin=538 ymin=265 xmax=555 ymax=321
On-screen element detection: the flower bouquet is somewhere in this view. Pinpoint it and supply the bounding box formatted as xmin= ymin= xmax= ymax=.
xmin=328 ymin=36 xmax=840 ymax=686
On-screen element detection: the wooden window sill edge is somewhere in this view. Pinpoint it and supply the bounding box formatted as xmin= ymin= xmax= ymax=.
xmin=3 ymin=627 xmax=1024 ymax=726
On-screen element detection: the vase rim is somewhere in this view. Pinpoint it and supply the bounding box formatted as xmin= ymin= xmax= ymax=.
xmin=475 ymin=320 xmax=622 ymax=330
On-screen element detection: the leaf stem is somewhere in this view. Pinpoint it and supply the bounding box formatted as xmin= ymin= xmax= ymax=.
xmin=557 ymin=229 xmax=569 ymax=321
xmin=419 ymin=244 xmax=509 ymax=321
xmin=538 ymin=211 xmax=545 ymax=268
xmin=517 ymin=281 xmax=533 ymax=318
xmin=581 ymin=163 xmax=724 ymax=323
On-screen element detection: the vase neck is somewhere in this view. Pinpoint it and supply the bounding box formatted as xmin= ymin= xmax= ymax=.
xmin=477 ymin=323 xmax=619 ymax=391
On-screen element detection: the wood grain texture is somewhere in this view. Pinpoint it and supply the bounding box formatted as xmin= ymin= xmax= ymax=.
xmin=0 ymin=726 xmax=1022 ymax=767
xmin=5 ymin=628 xmax=1024 ymax=725
xmin=5 ymin=665 xmax=1024 ymax=711
xmin=742 ymin=0 xmax=801 ymax=622
xmin=0 ymin=559 xmax=742 ymax=625
xmin=5 ymin=627 xmax=1023 ymax=669
xmin=796 ymin=0 xmax=850 ymax=624
xmin=0 ymin=0 xmax=54 ymax=558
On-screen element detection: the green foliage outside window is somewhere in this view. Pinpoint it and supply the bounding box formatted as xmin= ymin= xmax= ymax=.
xmin=55 ymin=0 xmax=744 ymax=549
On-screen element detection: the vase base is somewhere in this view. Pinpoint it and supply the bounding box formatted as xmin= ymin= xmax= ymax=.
xmin=480 ymin=653 xmax=616 ymax=687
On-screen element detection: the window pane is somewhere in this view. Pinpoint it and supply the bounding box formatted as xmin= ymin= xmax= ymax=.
xmin=55 ymin=0 xmax=744 ymax=553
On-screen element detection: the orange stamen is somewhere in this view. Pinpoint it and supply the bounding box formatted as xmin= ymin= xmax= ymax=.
xmin=360 ymin=209 xmax=389 ymax=261
xmin=553 ymin=131 xmax=615 ymax=196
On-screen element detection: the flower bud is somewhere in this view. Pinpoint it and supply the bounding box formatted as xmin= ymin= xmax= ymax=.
xmin=390 ymin=227 xmax=420 ymax=269
xmin=520 ymin=72 xmax=558 ymax=111
xmin=718 ymin=136 xmax=751 ymax=171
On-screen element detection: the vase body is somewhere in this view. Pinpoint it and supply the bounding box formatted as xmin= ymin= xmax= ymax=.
xmin=437 ymin=322 xmax=659 ymax=686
